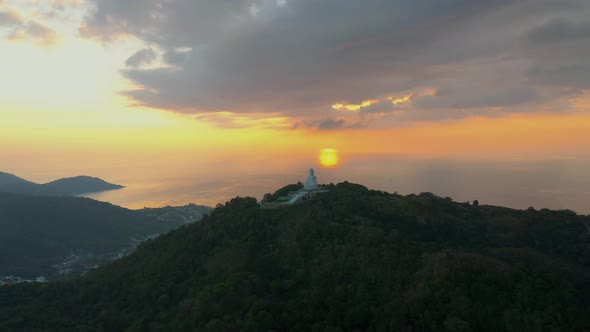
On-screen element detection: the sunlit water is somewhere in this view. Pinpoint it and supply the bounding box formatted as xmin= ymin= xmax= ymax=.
xmin=83 ymin=156 xmax=590 ymax=215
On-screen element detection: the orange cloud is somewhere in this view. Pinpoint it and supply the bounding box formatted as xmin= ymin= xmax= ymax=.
xmin=570 ymin=91 xmax=590 ymax=110
xmin=194 ymin=111 xmax=293 ymax=130
xmin=332 ymin=94 xmax=414 ymax=114
xmin=388 ymin=94 xmax=413 ymax=105
xmin=10 ymin=20 xmax=59 ymax=46
xmin=332 ymin=99 xmax=379 ymax=111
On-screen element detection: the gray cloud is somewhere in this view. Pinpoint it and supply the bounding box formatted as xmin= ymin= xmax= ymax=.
xmin=0 ymin=10 xmax=22 ymax=27
xmin=26 ymin=21 xmax=58 ymax=43
xmin=527 ymin=19 xmax=590 ymax=44
xmin=125 ymin=48 xmax=157 ymax=68
xmin=311 ymin=116 xmax=368 ymax=130
xmin=81 ymin=0 xmax=590 ymax=127
xmin=524 ymin=18 xmax=590 ymax=90
xmin=412 ymin=60 xmax=539 ymax=109
xmin=317 ymin=118 xmax=347 ymax=130
xmin=528 ymin=64 xmax=590 ymax=90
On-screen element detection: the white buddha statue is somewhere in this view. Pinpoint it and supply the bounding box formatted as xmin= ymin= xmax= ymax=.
xmin=304 ymin=168 xmax=318 ymax=191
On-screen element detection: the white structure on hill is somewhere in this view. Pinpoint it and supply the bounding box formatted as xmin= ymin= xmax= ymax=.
xmin=261 ymin=168 xmax=328 ymax=208
xmin=304 ymin=168 xmax=318 ymax=191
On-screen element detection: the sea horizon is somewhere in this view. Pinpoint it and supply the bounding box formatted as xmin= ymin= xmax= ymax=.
xmin=72 ymin=156 xmax=590 ymax=215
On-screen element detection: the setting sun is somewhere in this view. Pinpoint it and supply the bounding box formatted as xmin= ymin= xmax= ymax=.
xmin=319 ymin=148 xmax=339 ymax=168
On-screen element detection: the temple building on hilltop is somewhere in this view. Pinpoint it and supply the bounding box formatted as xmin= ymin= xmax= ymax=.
xmin=283 ymin=168 xmax=326 ymax=204
xmin=261 ymin=168 xmax=329 ymax=209
xmin=304 ymin=168 xmax=318 ymax=191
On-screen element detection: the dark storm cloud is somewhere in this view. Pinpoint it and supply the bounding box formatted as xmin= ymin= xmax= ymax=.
xmin=81 ymin=0 xmax=590 ymax=126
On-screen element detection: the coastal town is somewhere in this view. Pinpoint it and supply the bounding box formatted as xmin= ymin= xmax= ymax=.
xmin=0 ymin=276 xmax=47 ymax=286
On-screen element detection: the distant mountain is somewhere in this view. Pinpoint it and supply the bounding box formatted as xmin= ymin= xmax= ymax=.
xmin=0 ymin=193 xmax=195 ymax=279
xmin=0 ymin=172 xmax=41 ymax=194
xmin=43 ymin=176 xmax=124 ymax=195
xmin=1 ymin=182 xmax=589 ymax=331
xmin=0 ymin=171 xmax=124 ymax=196
xmin=0 ymin=172 xmax=32 ymax=186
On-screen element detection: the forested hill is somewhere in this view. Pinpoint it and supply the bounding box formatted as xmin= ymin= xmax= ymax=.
xmin=1 ymin=182 xmax=590 ymax=331
xmin=0 ymin=193 xmax=187 ymax=279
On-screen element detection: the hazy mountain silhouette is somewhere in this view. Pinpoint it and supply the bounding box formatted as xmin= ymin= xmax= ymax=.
xmin=0 ymin=172 xmax=40 ymax=193
xmin=0 ymin=171 xmax=124 ymax=196
xmin=42 ymin=176 xmax=124 ymax=195
xmin=1 ymin=182 xmax=589 ymax=330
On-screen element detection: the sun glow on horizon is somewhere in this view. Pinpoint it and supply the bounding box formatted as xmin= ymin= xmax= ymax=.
xmin=319 ymin=148 xmax=339 ymax=168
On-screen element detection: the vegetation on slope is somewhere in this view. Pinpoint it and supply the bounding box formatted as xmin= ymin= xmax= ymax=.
xmin=1 ymin=182 xmax=589 ymax=331
xmin=0 ymin=193 xmax=185 ymax=279
xmin=261 ymin=182 xmax=303 ymax=202
xmin=140 ymin=204 xmax=213 ymax=224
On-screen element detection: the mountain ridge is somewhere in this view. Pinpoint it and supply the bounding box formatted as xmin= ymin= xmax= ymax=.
xmin=0 ymin=171 xmax=124 ymax=196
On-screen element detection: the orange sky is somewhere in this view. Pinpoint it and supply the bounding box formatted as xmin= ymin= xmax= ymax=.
xmin=1 ymin=0 xmax=589 ymax=185
xmin=3 ymin=110 xmax=590 ymax=183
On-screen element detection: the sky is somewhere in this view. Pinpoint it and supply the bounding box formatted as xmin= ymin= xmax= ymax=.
xmin=1 ymin=0 xmax=590 ymax=208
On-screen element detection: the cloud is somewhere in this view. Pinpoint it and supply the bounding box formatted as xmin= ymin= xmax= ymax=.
xmin=524 ymin=18 xmax=590 ymax=90
xmin=51 ymin=0 xmax=85 ymax=9
xmin=39 ymin=0 xmax=87 ymax=21
xmin=80 ymin=0 xmax=590 ymax=127
xmin=411 ymin=60 xmax=539 ymax=109
xmin=125 ymin=48 xmax=157 ymax=68
xmin=26 ymin=21 xmax=58 ymax=45
xmin=193 ymin=112 xmax=293 ymax=129
xmin=528 ymin=64 xmax=590 ymax=90
xmin=359 ymin=95 xmax=414 ymax=114
xmin=317 ymin=118 xmax=348 ymax=130
xmin=527 ymin=19 xmax=590 ymax=44
xmin=7 ymin=20 xmax=59 ymax=46
xmin=0 ymin=9 xmax=22 ymax=27
xmin=1 ymin=4 xmax=62 ymax=47
xmin=311 ymin=117 xmax=367 ymax=130
xmin=332 ymin=100 xmax=379 ymax=112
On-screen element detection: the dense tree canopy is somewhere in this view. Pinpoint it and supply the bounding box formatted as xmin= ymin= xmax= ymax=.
xmin=1 ymin=182 xmax=589 ymax=331
xmin=0 ymin=193 xmax=186 ymax=278
xmin=261 ymin=182 xmax=303 ymax=203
